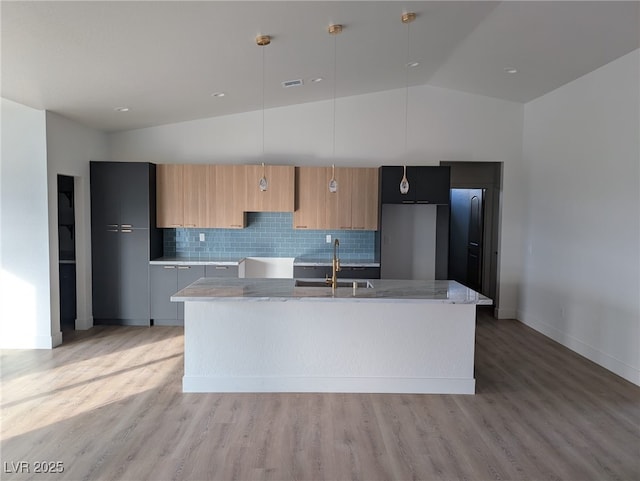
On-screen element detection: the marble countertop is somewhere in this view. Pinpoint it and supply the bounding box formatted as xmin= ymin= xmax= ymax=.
xmin=150 ymin=256 xmax=242 ymax=266
xmin=294 ymin=257 xmax=380 ymax=267
xmin=171 ymin=278 xmax=492 ymax=305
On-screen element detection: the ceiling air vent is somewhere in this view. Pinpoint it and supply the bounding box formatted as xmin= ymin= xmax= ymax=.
xmin=281 ymin=79 xmax=304 ymax=88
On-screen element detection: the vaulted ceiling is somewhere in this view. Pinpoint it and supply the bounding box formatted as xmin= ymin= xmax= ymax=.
xmin=2 ymin=1 xmax=638 ymax=132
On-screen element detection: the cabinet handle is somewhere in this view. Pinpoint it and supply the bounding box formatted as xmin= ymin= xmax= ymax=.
xmin=340 ymin=226 xmax=350 ymax=229
xmin=214 ymin=266 xmax=228 ymax=270
xmin=121 ymin=224 xmax=132 ymax=228
xmin=353 ymin=226 xmax=365 ymax=230
xmin=401 ymin=201 xmax=414 ymax=204
xmin=121 ymin=229 xmax=132 ymax=233
xmin=184 ymin=224 xmax=196 ymax=227
xmin=107 ymin=224 xmax=118 ymax=228
xmin=295 ymin=225 xmax=308 ymax=229
xmin=163 ymin=265 xmax=176 ymax=269
xmin=170 ymin=224 xmax=183 ymax=227
xmin=177 ymin=266 xmax=191 ymax=269
xmin=106 ymin=229 xmax=118 ymax=232
xmin=230 ymin=224 xmax=242 ymax=228
xmin=416 ymin=201 xmax=430 ymax=204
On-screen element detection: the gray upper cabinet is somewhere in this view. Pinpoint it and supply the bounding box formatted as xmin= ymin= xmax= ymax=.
xmin=91 ymin=162 xmax=152 ymax=227
xmin=90 ymin=162 xmax=162 ymax=325
xmin=380 ymin=166 xmax=451 ymax=205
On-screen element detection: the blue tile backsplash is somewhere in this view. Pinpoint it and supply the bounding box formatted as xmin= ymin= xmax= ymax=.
xmin=163 ymin=212 xmax=377 ymax=259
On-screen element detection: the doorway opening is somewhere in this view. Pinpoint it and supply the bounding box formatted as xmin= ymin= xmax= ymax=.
xmin=57 ymin=175 xmax=76 ymax=331
xmin=441 ymin=162 xmax=501 ymax=304
xmin=450 ymin=188 xmax=485 ymax=292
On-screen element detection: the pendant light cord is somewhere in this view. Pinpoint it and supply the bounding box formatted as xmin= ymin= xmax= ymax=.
xmin=332 ymin=31 xmax=337 ymax=160
xmin=404 ymin=20 xmax=411 ymax=157
xmin=262 ymin=43 xmax=266 ymax=156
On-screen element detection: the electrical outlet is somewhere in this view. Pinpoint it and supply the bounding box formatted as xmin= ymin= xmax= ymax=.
xmin=199 ymin=233 xmax=205 ymax=242
xmin=326 ymin=234 xmax=331 ymax=243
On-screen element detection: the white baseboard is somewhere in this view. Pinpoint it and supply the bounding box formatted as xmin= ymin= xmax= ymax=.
xmin=183 ymin=376 xmax=476 ymax=394
xmin=518 ymin=310 xmax=640 ymax=387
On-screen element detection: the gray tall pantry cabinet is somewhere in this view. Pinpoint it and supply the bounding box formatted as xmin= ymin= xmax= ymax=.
xmin=90 ymin=162 xmax=162 ymax=325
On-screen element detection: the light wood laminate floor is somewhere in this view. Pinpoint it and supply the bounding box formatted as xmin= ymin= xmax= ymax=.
xmin=1 ymin=310 xmax=639 ymax=481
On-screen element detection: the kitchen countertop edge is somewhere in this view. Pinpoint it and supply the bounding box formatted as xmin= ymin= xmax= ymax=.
xmin=171 ymin=278 xmax=492 ymax=305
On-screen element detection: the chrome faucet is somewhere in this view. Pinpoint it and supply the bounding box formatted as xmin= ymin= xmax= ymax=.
xmin=326 ymin=238 xmax=341 ymax=290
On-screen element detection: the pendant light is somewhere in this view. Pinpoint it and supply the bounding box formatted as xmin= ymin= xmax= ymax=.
xmin=256 ymin=34 xmax=271 ymax=192
xmin=400 ymin=12 xmax=415 ymax=195
xmin=328 ymin=23 xmax=342 ymax=194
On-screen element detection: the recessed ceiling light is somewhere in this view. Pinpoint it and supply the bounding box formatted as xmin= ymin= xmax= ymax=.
xmin=504 ymin=67 xmax=518 ymax=74
xmin=311 ymin=77 xmax=324 ymax=83
xmin=406 ymin=62 xmax=420 ymax=68
xmin=114 ymin=107 xmax=130 ymax=112
xmin=211 ymin=92 xmax=225 ymax=97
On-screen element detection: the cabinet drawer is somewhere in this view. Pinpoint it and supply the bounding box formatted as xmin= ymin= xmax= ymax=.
xmin=339 ymin=266 xmax=380 ymax=279
xmin=293 ymin=266 xmax=332 ymax=279
xmin=205 ymin=265 xmax=239 ymax=278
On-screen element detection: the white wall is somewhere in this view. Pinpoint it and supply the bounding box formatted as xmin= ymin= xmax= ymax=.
xmin=109 ymin=84 xmax=525 ymax=315
xmin=0 ymin=99 xmax=53 ymax=348
xmin=521 ymin=50 xmax=640 ymax=385
xmin=46 ymin=112 xmax=108 ymax=332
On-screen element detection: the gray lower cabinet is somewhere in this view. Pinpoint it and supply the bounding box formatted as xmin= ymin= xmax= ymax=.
xmin=293 ymin=265 xmax=380 ymax=279
xmin=293 ymin=266 xmax=332 ymax=279
xmin=150 ymin=265 xmax=204 ymax=326
xmin=339 ymin=266 xmax=381 ymax=279
xmin=151 ymin=264 xmax=238 ymax=326
xmin=205 ymin=265 xmax=239 ymax=278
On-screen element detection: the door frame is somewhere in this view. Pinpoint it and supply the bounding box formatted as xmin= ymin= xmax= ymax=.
xmin=441 ymin=162 xmax=501 ymax=305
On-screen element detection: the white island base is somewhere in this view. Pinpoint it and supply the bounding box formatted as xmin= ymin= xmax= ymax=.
xmin=182 ymin=299 xmax=477 ymax=394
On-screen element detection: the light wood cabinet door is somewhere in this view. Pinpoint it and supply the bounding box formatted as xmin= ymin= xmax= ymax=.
xmin=156 ymin=164 xmax=184 ymax=228
xmin=183 ymin=164 xmax=208 ymax=227
xmin=244 ymin=164 xmax=295 ymax=212
xmin=295 ymin=166 xmax=379 ymax=230
xmin=212 ymin=165 xmax=246 ymax=228
xmin=351 ymin=167 xmax=379 ymax=230
xmin=294 ymin=167 xmax=327 ymax=229
xmin=325 ymin=167 xmax=352 ymax=230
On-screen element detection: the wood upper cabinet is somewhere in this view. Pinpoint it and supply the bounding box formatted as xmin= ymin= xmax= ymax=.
xmin=156 ymin=164 xmax=184 ymax=228
xmin=208 ymin=165 xmax=246 ymax=229
xmin=325 ymin=167 xmax=352 ymax=230
xmin=244 ymin=164 xmax=295 ymax=212
xmin=294 ymin=167 xmax=327 ymax=229
xmin=157 ymin=164 xmax=209 ymax=228
xmin=183 ymin=165 xmax=208 ymax=227
xmin=294 ymin=166 xmax=379 ymax=230
xmin=157 ymin=163 xmax=377 ymax=230
xmin=351 ymin=168 xmax=379 ymax=230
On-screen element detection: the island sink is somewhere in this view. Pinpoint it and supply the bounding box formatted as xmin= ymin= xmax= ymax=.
xmin=294 ymin=279 xmax=374 ymax=289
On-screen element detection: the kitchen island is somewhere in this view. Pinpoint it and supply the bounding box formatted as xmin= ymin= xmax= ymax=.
xmin=172 ymin=278 xmax=491 ymax=394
